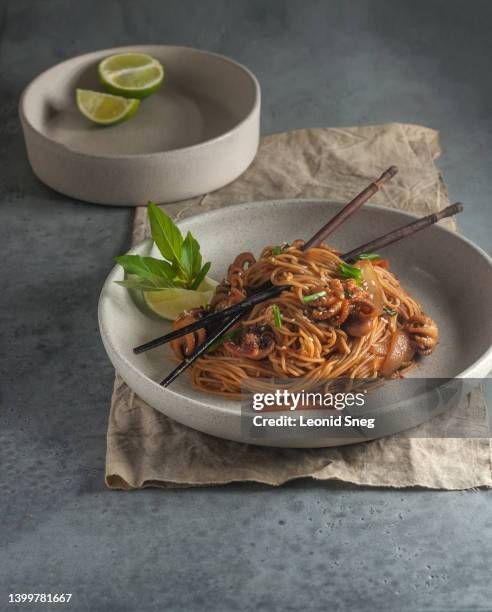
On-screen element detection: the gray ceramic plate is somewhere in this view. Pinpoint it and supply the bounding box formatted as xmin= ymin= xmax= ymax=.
xmin=98 ymin=199 xmax=492 ymax=446
xmin=20 ymin=45 xmax=260 ymax=205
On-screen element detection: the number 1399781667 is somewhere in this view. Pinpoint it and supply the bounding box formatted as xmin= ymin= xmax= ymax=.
xmin=8 ymin=594 xmax=72 ymax=604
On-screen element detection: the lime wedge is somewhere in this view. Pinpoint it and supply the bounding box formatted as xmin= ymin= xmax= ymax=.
xmin=143 ymin=278 xmax=218 ymax=321
xmin=98 ymin=53 xmax=164 ymax=99
xmin=76 ymin=89 xmax=140 ymax=125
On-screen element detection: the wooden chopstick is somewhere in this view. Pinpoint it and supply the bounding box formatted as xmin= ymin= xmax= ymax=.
xmin=302 ymin=166 xmax=398 ymax=251
xmin=341 ymin=203 xmax=463 ymax=262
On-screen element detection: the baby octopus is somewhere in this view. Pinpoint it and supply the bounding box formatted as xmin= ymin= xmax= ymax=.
xmin=170 ymin=308 xmax=207 ymax=359
xmin=404 ymin=314 xmax=439 ymax=355
xmin=223 ymin=324 xmax=275 ymax=360
xmin=307 ymin=279 xmax=375 ymax=329
xmin=210 ymin=252 xmax=256 ymax=310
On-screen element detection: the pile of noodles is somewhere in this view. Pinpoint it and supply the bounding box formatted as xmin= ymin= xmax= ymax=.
xmin=176 ymin=241 xmax=436 ymax=399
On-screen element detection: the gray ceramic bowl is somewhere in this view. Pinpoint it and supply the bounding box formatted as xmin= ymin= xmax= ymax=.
xmin=20 ymin=45 xmax=260 ymax=206
xmin=98 ymin=199 xmax=492 ymax=446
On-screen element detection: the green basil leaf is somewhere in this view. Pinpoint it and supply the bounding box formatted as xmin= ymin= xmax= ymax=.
xmin=114 ymin=255 xmax=175 ymax=286
xmin=190 ymin=261 xmax=211 ymax=291
xmin=115 ymin=275 xmax=172 ymax=291
xmin=147 ymin=202 xmax=183 ymax=265
xmin=190 ymin=234 xmax=203 ymax=278
xmin=181 ymin=231 xmax=202 ymax=280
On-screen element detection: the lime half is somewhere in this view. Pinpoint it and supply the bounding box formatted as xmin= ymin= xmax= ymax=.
xmin=98 ymin=53 xmax=164 ymax=99
xmin=143 ymin=278 xmax=218 ymax=321
xmin=76 ymin=89 xmax=140 ymax=125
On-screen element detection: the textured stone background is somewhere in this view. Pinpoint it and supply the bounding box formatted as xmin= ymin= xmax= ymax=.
xmin=1 ymin=1 xmax=491 ymax=610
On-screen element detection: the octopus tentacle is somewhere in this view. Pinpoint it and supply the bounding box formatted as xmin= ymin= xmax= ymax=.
xmin=170 ymin=308 xmax=207 ymax=360
xmin=404 ymin=314 xmax=438 ymax=355
xmin=308 ymin=279 xmax=372 ymax=326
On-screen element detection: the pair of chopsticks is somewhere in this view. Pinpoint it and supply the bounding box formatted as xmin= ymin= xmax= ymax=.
xmin=133 ymin=166 xmax=463 ymax=387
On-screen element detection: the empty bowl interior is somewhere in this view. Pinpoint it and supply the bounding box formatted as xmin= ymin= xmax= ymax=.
xmin=100 ymin=200 xmax=492 ymax=418
xmin=22 ymin=45 xmax=258 ymax=155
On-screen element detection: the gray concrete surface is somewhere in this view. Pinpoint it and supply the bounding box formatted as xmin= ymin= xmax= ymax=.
xmin=1 ymin=1 xmax=491 ymax=610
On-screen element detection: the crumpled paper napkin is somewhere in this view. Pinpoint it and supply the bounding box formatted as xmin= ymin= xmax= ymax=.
xmin=105 ymin=123 xmax=491 ymax=490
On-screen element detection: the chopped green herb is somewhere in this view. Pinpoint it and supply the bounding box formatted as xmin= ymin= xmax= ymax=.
xmin=344 ymin=287 xmax=354 ymax=299
xmin=115 ymin=202 xmax=211 ymax=292
xmin=272 ymin=304 xmax=282 ymax=328
xmin=383 ymin=306 xmax=397 ymax=316
xmin=339 ymin=262 xmax=363 ymax=284
xmin=355 ymin=253 xmax=381 ymax=261
xmin=303 ymin=290 xmax=327 ymax=303
xmin=207 ymin=328 xmax=242 ymax=353
xmin=272 ymin=244 xmax=289 ymax=256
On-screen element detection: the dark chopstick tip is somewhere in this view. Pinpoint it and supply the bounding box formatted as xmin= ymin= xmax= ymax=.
xmin=440 ymin=202 xmax=464 ymax=220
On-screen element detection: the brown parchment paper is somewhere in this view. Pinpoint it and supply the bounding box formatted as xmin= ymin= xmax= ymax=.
xmin=105 ymin=123 xmax=492 ymax=490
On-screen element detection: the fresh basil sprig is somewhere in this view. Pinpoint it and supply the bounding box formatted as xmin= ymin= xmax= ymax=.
xmin=115 ymin=202 xmax=211 ymax=292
